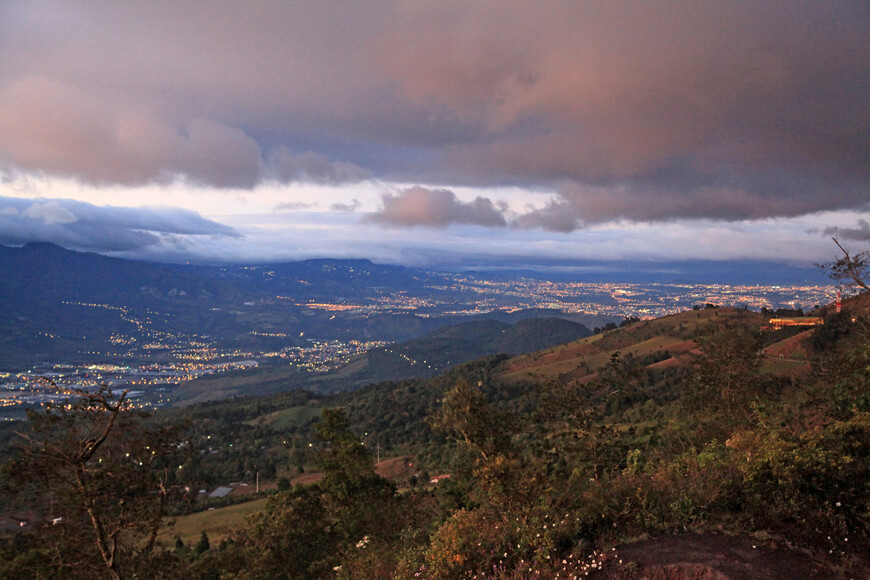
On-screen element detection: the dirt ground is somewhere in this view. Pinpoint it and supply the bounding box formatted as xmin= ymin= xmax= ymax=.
xmin=595 ymin=532 xmax=865 ymax=580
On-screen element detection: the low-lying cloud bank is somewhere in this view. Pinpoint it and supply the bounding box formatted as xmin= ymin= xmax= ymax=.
xmin=0 ymin=196 xmax=239 ymax=252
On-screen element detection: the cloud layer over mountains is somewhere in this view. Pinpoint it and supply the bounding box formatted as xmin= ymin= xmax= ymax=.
xmin=0 ymin=196 xmax=238 ymax=252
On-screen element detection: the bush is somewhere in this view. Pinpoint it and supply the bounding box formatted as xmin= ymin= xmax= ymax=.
xmin=740 ymin=413 xmax=870 ymax=550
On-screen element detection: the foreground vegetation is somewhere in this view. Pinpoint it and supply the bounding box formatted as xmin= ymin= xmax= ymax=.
xmin=2 ymin=295 xmax=869 ymax=578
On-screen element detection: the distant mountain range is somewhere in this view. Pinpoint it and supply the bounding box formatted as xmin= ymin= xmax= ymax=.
xmin=0 ymin=243 xmax=592 ymax=369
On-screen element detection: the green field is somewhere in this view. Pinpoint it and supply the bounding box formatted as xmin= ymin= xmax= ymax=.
xmin=160 ymin=498 xmax=269 ymax=546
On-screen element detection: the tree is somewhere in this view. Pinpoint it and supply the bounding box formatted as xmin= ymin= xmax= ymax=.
xmin=313 ymin=407 xmax=374 ymax=487
xmin=195 ymin=531 xmax=210 ymax=555
xmin=214 ymin=486 xmax=336 ymax=579
xmin=822 ymin=236 xmax=869 ymax=292
xmin=691 ymin=323 xmax=765 ymax=422
xmin=312 ymin=408 xmax=398 ymax=553
xmin=4 ymin=383 xmax=186 ymax=579
xmin=216 ymin=408 xmax=403 ymax=579
xmin=428 ymin=379 xmax=516 ymax=460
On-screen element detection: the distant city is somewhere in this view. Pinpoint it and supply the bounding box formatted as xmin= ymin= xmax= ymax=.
xmin=0 ymin=273 xmax=843 ymax=420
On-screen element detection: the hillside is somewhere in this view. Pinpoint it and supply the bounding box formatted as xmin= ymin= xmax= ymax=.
xmin=501 ymin=306 xmax=750 ymax=384
xmin=0 ymin=243 xmax=284 ymax=366
xmin=3 ymin=295 xmax=869 ymax=578
xmin=172 ymin=316 xmax=591 ymax=404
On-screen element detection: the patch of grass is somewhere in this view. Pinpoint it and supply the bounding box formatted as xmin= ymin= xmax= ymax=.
xmin=760 ymin=358 xmax=809 ymax=375
xmin=246 ymin=406 xmax=323 ymax=429
xmin=160 ymin=498 xmax=269 ymax=546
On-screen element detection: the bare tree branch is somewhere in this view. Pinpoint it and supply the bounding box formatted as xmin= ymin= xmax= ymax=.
xmin=821 ymin=236 xmax=870 ymax=292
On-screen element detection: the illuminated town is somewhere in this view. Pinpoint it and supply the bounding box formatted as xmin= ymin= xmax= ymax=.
xmin=0 ymin=276 xmax=843 ymax=420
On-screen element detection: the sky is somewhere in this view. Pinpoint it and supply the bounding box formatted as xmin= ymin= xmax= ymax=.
xmin=0 ymin=1 xmax=868 ymax=271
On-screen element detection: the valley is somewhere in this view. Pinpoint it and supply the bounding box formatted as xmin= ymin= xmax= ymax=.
xmin=1 ymin=243 xmax=867 ymax=578
xmin=0 ymin=243 xmax=840 ymax=418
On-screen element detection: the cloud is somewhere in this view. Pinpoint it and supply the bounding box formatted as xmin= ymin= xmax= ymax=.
xmin=331 ymin=199 xmax=361 ymax=213
xmin=823 ymin=220 xmax=870 ymax=242
xmin=0 ymin=196 xmax=239 ymax=252
xmin=367 ymin=186 xmax=507 ymax=228
xmin=275 ymin=201 xmax=316 ymax=211
xmin=0 ymin=1 xmax=866 ymax=224
xmin=22 ymin=201 xmax=78 ymax=225
xmin=267 ymin=149 xmax=373 ymax=185
xmin=512 ymin=199 xmax=579 ymax=233
xmin=0 ymin=77 xmax=265 ymax=188
xmin=373 ymin=1 xmax=870 ymax=220
xmin=511 ymin=181 xmax=805 ymax=231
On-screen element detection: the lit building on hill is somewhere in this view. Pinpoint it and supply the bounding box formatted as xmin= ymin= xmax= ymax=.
xmin=763 ymin=317 xmax=824 ymax=330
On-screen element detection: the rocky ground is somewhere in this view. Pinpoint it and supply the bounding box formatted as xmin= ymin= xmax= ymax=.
xmin=596 ymin=532 xmax=864 ymax=580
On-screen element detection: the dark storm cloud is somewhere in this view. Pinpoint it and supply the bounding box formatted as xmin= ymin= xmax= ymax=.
xmin=375 ymin=1 xmax=869 ymax=224
xmin=367 ymin=186 xmax=507 ymax=228
xmin=511 ymin=178 xmax=849 ymax=231
xmin=0 ymin=1 xmax=867 ymax=222
xmin=0 ymin=196 xmax=239 ymax=252
xmin=823 ymin=220 xmax=870 ymax=242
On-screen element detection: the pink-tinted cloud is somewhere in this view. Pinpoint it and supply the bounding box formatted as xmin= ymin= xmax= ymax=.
xmin=367 ymin=186 xmax=507 ymax=228
xmin=376 ymin=2 xmax=868 ymax=176
xmin=0 ymin=1 xmax=866 ymax=223
xmin=373 ymin=1 xmax=870 ymax=220
xmin=0 ymin=77 xmax=263 ymax=187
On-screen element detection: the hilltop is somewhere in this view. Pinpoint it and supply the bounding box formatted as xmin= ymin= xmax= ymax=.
xmin=498 ymin=305 xmax=818 ymax=388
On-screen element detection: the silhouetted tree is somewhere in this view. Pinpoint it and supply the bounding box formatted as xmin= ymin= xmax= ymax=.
xmin=196 ymin=531 xmax=210 ymax=555
xmin=822 ymin=236 xmax=869 ymax=291
xmin=4 ymin=382 xmax=186 ymax=579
